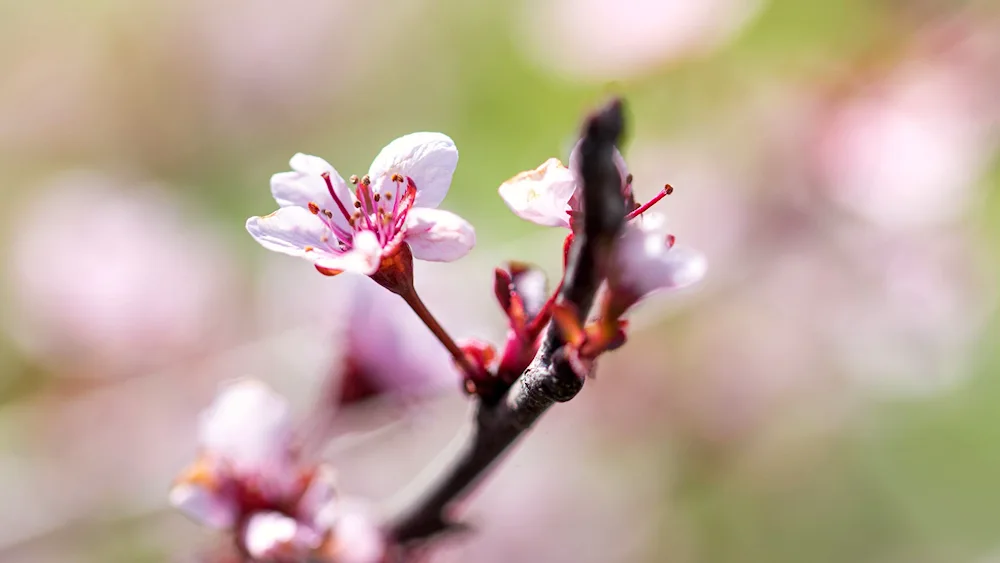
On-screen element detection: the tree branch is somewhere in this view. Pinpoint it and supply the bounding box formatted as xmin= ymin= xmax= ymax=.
xmin=385 ymin=98 xmax=628 ymax=545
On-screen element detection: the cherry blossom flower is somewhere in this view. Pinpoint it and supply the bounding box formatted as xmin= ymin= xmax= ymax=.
xmin=170 ymin=379 xmax=386 ymax=562
xmin=604 ymin=214 xmax=707 ymax=317
xmin=247 ymin=133 xmax=475 ymax=294
xmin=498 ymin=144 xmax=635 ymax=230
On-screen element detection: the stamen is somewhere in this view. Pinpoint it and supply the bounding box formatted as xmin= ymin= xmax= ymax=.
xmin=323 ymin=210 xmax=333 ymax=219
xmin=321 ymin=172 xmax=354 ymax=222
xmin=391 ymin=173 xmax=403 ymax=183
xmin=307 ymin=202 xmax=320 ymax=215
xmin=384 ymin=192 xmax=393 ymax=200
xmin=349 ymin=175 xmax=359 ymax=185
xmin=625 ymin=173 xmax=633 ymax=185
xmin=374 ymin=193 xmax=381 ymax=202
xmin=304 ymin=246 xmax=314 ymax=252
xmin=361 ymin=175 xmax=371 ymax=186
xmin=625 ymin=183 xmax=673 ymax=221
xmin=354 ymin=201 xmax=362 ymax=208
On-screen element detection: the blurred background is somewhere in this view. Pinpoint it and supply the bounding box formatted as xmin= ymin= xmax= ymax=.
xmin=1 ymin=0 xmax=999 ymax=561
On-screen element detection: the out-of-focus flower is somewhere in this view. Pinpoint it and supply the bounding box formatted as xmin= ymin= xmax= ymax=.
xmin=246 ymin=133 xmax=475 ymax=294
xmin=2 ymin=171 xmax=237 ymax=379
xmin=498 ymin=144 xmax=634 ymax=230
xmin=170 ymin=379 xmax=385 ymax=562
xmin=552 ymin=213 xmax=705 ymax=376
xmin=332 ymin=277 xmax=460 ymax=407
xmin=605 ymin=213 xmax=707 ymax=316
xmin=519 ymin=0 xmax=764 ymax=81
xmin=825 ymin=228 xmax=995 ymax=397
xmin=814 ymin=38 xmax=998 ymax=230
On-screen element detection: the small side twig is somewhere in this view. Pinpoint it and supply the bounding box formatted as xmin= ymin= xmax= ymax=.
xmin=385 ymin=98 xmax=628 ymax=546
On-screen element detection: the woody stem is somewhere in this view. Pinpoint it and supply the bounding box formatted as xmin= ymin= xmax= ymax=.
xmin=400 ymin=289 xmax=479 ymax=379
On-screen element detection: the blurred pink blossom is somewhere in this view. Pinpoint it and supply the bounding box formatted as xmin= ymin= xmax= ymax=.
xmin=814 ymin=32 xmax=999 ymax=230
xmin=520 ymin=0 xmax=764 ymax=80
xmin=3 ymin=171 xmax=238 ymax=378
xmin=171 ymin=379 xmax=386 ymax=562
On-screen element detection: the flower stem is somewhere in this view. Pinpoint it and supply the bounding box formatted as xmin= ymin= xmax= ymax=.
xmin=400 ymin=289 xmax=479 ymax=379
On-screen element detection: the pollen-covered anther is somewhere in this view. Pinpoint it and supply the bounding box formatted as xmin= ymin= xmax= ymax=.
xmin=354 ymin=201 xmax=362 ymax=209
xmin=390 ymin=173 xmax=404 ymax=183
xmin=323 ymin=210 xmax=333 ymax=219
xmin=349 ymin=175 xmax=359 ymax=185
xmin=664 ymin=183 xmax=674 ymax=195
xmin=373 ymin=193 xmax=381 ymax=202
xmin=307 ymin=202 xmax=320 ymax=215
xmin=626 ymin=173 xmax=634 ymax=185
xmin=360 ymin=175 xmax=371 ymax=186
xmin=304 ymin=246 xmax=314 ymax=252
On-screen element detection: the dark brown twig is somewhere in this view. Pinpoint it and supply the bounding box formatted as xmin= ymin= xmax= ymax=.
xmin=385 ymin=98 xmax=628 ymax=546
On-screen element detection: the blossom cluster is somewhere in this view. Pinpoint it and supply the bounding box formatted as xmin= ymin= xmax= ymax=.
xmin=171 ymin=118 xmax=705 ymax=560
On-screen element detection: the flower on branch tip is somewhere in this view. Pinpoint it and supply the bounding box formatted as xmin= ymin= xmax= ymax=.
xmin=169 ymin=379 xmax=385 ymax=562
xmin=247 ymin=133 xmax=476 ymax=295
xmin=605 ymin=212 xmax=706 ymax=317
xmin=499 ymin=141 xmax=654 ymax=231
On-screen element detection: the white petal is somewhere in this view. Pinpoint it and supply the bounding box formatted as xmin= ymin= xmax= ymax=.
xmin=497 ymin=159 xmax=576 ymax=228
xmin=169 ymin=482 xmax=236 ymax=530
xmin=316 ymin=501 xmax=385 ymax=563
xmin=368 ymin=132 xmax=458 ymax=209
xmin=314 ymin=230 xmax=383 ymax=275
xmin=612 ymin=220 xmax=706 ymax=298
xmin=199 ymin=379 xmax=293 ymax=475
xmin=246 ymin=207 xmax=330 ymax=258
xmin=244 ymin=512 xmax=320 ymax=561
xmin=642 ymin=245 xmax=707 ymax=292
xmin=403 ymin=207 xmax=476 ymax=262
xmin=290 ymin=153 xmax=336 ymax=176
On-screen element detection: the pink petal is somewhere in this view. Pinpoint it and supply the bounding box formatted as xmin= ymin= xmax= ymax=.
xmin=403 ymin=207 xmax=476 ymax=262
xmin=613 ymin=220 xmax=706 ymax=297
xmin=497 ymin=158 xmax=576 ymax=228
xmin=246 ymin=207 xmax=330 ymax=258
xmin=169 ymin=482 xmax=237 ymax=530
xmin=313 ymin=230 xmax=383 ymax=275
xmin=367 ymin=132 xmax=458 ymax=209
xmin=199 ymin=379 xmax=294 ymax=476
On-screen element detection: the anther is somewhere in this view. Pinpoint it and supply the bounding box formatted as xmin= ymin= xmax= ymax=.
xmin=373 ymin=193 xmax=381 ymax=202
xmin=664 ymin=184 xmax=674 ymax=195
xmin=304 ymin=245 xmax=314 ymax=252
xmin=384 ymin=192 xmax=393 ymax=200
xmin=354 ymin=201 xmax=362 ymax=208
xmin=349 ymin=175 xmax=359 ymax=185
xmin=323 ymin=210 xmax=333 ymax=219
xmin=307 ymin=202 xmax=320 ymax=215
xmin=361 ymin=175 xmax=371 ymax=186
xmin=626 ymin=173 xmax=634 ymax=185
xmin=391 ymin=173 xmax=404 ymax=183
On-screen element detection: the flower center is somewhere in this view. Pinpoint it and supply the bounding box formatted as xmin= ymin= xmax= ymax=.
xmin=306 ymin=173 xmax=417 ymax=256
